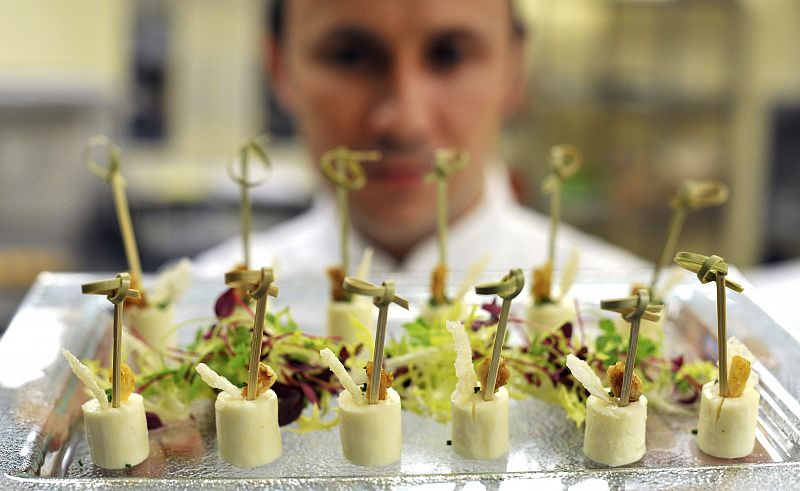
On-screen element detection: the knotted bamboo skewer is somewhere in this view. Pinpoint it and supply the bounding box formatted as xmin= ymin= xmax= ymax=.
xmin=224 ymin=267 xmax=279 ymax=401
xmin=227 ymin=136 xmax=272 ymax=269
xmin=322 ymin=148 xmax=381 ymax=276
xmin=674 ymin=252 xmax=743 ymax=396
xmin=343 ymin=277 xmax=409 ymax=404
xmin=82 ymin=273 xmax=141 ymax=408
xmin=601 ymin=290 xmax=663 ymax=406
xmin=475 ymin=269 xmax=525 ymax=401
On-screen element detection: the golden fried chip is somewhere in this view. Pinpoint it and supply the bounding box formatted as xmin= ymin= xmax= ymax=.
xmin=532 ymin=261 xmax=553 ymax=304
xmin=607 ymin=361 xmax=643 ymax=402
xmin=108 ymin=363 xmax=136 ymax=402
xmin=725 ymin=355 xmax=751 ymax=398
xmin=365 ymin=361 xmax=393 ymax=400
xmin=477 ymin=357 xmax=510 ymax=394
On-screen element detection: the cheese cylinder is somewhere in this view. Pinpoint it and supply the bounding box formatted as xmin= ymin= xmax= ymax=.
xmin=215 ymin=389 xmax=282 ymax=468
xmin=338 ymin=387 xmax=402 ymax=466
xmin=450 ymin=387 xmax=509 ymax=460
xmin=583 ymin=394 xmax=648 ymax=467
xmin=327 ymin=301 xmax=374 ymax=344
xmin=82 ymin=393 xmax=150 ymax=469
xmin=527 ymin=298 xmax=575 ymax=333
xmin=127 ymin=305 xmax=176 ymax=352
xmin=696 ymin=381 xmax=759 ymax=458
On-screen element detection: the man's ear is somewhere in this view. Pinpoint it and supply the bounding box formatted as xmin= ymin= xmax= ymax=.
xmin=264 ymin=35 xmax=295 ymax=112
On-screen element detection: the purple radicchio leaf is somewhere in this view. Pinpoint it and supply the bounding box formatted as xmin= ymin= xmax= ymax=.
xmin=272 ymin=382 xmax=305 ymax=426
xmin=146 ymin=411 xmax=164 ymax=430
xmin=214 ymin=288 xmax=237 ymax=318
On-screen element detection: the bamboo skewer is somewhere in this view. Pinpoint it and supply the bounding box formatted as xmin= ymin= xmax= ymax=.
xmin=343 ymin=277 xmax=409 ymax=404
xmin=82 ymin=273 xmax=140 ymax=408
xmin=674 ymin=252 xmax=743 ymax=396
xmin=85 ymin=137 xmax=143 ymax=286
xmin=322 ymin=148 xmax=380 ymax=276
xmin=649 ymin=180 xmax=729 ymax=296
xmin=424 ymin=149 xmax=468 ymax=269
xmin=224 ymin=267 xmax=279 ymax=401
xmin=226 ymin=136 xmax=272 ymax=269
xmin=475 ymin=269 xmax=525 ymax=401
xmin=541 ymin=146 xmax=582 ymax=270
xmin=601 ymin=290 xmax=663 ymax=407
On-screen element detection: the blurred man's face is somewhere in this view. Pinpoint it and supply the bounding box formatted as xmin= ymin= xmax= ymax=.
xmin=272 ymin=0 xmax=523 ymax=259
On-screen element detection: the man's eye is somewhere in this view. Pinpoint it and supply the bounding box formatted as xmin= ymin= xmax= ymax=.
xmin=427 ymin=42 xmax=464 ymax=70
xmin=326 ymin=46 xmax=386 ymax=72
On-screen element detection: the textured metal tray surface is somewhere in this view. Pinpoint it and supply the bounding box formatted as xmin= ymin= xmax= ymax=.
xmin=1 ymin=271 xmax=800 ymax=489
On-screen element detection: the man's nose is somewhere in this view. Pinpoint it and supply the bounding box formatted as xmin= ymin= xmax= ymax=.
xmin=369 ymin=58 xmax=433 ymax=143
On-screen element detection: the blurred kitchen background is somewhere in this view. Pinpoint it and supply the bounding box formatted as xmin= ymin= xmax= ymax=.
xmin=1 ymin=0 xmax=799 ymax=332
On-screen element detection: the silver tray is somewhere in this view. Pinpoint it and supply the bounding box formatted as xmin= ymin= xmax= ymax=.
xmin=2 ymin=270 xmax=800 ymax=489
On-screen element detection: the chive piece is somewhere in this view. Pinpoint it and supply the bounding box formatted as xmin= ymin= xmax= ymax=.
xmin=361 ymin=383 xmax=367 ymax=392
xmin=446 ymin=440 xmax=452 ymax=446
xmin=105 ymin=388 xmax=112 ymax=402
xmin=691 ymin=428 xmax=698 ymax=435
xmin=78 ymin=459 xmax=83 ymax=467
xmin=125 ymin=463 xmax=132 ymax=468
xmin=473 ymin=386 xmax=480 ymax=393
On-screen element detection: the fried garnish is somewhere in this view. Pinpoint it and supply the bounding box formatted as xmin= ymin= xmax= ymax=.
xmin=124 ymin=275 xmax=148 ymax=308
xmin=365 ymin=361 xmax=393 ymax=401
xmin=108 ymin=363 xmax=136 ymax=402
xmin=241 ymin=362 xmax=277 ymax=398
xmin=629 ymin=282 xmax=648 ymax=296
xmin=476 ymin=357 xmax=510 ymax=394
xmin=725 ymin=355 xmax=751 ymax=398
xmin=532 ymin=261 xmax=553 ymax=304
xmin=430 ymin=263 xmax=449 ymax=306
xmin=607 ymin=361 xmax=643 ymax=402
xmin=327 ymin=265 xmax=350 ymax=302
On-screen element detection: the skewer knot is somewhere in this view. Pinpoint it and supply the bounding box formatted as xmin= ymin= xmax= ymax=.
xmin=475 ymin=268 xmax=525 ymax=300
xmin=601 ymin=289 xmax=663 ymax=323
xmin=322 ymin=147 xmax=380 ymax=190
xmin=674 ymin=251 xmax=744 ymax=292
xmin=85 ymin=135 xmax=123 ymax=183
xmin=226 ymin=135 xmax=272 ymax=188
xmin=82 ymin=272 xmax=141 ymax=305
xmin=542 ymin=144 xmax=582 ymax=193
xmin=425 ymin=148 xmax=469 ymax=181
xmin=342 ymin=277 xmax=409 ymax=309
xmin=672 ymin=180 xmax=729 ymax=210
xmin=224 ymin=267 xmax=279 ymax=300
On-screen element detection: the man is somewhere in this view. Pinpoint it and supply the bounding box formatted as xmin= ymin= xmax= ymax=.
xmin=197 ymin=0 xmax=644 ymax=277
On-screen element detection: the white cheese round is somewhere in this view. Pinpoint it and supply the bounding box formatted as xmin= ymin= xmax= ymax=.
xmin=126 ymin=305 xmax=176 ymax=352
xmin=215 ymin=389 xmax=282 ymax=468
xmin=527 ymin=298 xmax=575 ymax=333
xmin=82 ymin=393 xmax=150 ymax=469
xmin=338 ymin=387 xmax=402 ymax=467
xmin=327 ymin=301 xmax=374 ymax=344
xmin=450 ymin=386 xmax=509 ymax=460
xmin=583 ymin=394 xmax=647 ymax=467
xmin=696 ymin=380 xmax=759 ymax=458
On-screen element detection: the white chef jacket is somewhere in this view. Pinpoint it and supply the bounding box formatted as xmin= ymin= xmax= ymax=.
xmin=195 ymin=165 xmax=647 ymax=279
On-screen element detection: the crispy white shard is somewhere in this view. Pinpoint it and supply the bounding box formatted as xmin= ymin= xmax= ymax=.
xmin=195 ymin=362 xmax=242 ymax=398
xmin=566 ymin=354 xmax=610 ymax=402
xmin=446 ymin=320 xmax=478 ymax=403
xmin=62 ymin=349 xmax=109 ymax=409
xmin=150 ymin=257 xmax=192 ymax=306
xmin=558 ymin=246 xmax=580 ymax=301
xmin=320 ymin=348 xmax=366 ymax=405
